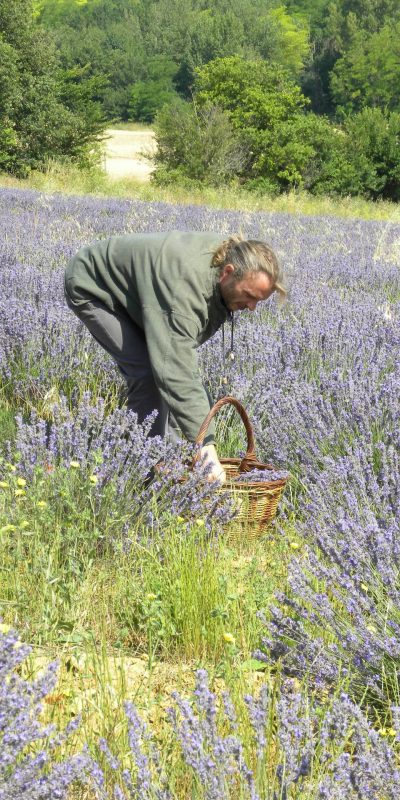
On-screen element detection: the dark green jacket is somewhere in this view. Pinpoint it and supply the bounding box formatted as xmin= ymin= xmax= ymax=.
xmin=65 ymin=231 xmax=229 ymax=441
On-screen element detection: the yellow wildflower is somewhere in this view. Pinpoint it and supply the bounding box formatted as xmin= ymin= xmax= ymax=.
xmin=176 ymin=516 xmax=185 ymax=524
xmin=360 ymin=583 xmax=368 ymax=592
xmin=290 ymin=541 xmax=301 ymax=550
xmin=195 ymin=519 xmax=205 ymax=527
xmin=0 ymin=481 xmax=9 ymax=489
xmin=70 ymin=461 xmax=80 ymax=469
xmin=146 ymin=593 xmax=157 ymax=601
xmin=378 ymin=727 xmax=396 ymax=737
xmin=89 ymin=475 xmax=98 ymax=484
xmin=6 ymin=463 xmax=17 ymax=472
xmin=0 ymin=623 xmax=11 ymax=634
xmin=37 ymin=501 xmax=48 ymax=508
xmin=20 ymin=521 xmax=30 ymax=529
xmin=16 ymin=478 xmax=27 ymax=487
xmin=223 ymin=632 xmax=236 ymax=645
xmin=0 ymin=525 xmax=17 ymax=533
xmin=15 ymin=489 xmax=26 ymax=497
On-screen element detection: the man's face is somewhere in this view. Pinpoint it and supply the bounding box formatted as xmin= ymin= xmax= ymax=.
xmin=219 ymin=264 xmax=275 ymax=312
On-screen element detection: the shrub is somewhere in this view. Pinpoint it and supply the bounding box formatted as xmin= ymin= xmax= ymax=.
xmin=312 ymin=108 xmax=400 ymax=200
xmin=153 ymin=98 xmax=245 ymax=186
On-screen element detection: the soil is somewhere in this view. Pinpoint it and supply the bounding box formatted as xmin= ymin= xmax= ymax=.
xmin=102 ymin=128 xmax=156 ymax=182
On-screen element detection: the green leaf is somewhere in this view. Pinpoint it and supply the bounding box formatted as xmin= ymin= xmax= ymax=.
xmin=240 ymin=658 xmax=268 ymax=671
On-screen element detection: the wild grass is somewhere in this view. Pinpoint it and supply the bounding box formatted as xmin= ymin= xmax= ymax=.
xmin=0 ymin=160 xmax=399 ymax=222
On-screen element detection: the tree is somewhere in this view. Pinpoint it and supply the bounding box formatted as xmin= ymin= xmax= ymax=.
xmin=38 ymin=0 xmax=313 ymax=115
xmin=330 ymin=23 xmax=400 ymax=115
xmin=257 ymin=6 xmax=310 ymax=77
xmin=344 ymin=108 xmax=400 ymax=199
xmin=324 ymin=0 xmax=400 ymax=50
xmin=38 ymin=0 xmax=145 ymax=120
xmin=194 ymin=56 xmax=318 ymax=189
xmin=195 ymin=56 xmax=307 ymax=125
xmin=0 ymin=0 xmax=105 ymax=174
xmin=129 ymin=57 xmax=180 ymax=122
xmin=153 ymin=55 xmax=341 ymax=193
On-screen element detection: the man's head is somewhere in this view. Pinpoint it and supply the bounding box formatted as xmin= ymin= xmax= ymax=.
xmin=212 ymin=236 xmax=285 ymax=313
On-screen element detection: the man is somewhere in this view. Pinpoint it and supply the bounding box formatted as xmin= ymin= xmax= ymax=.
xmin=64 ymin=230 xmax=284 ymax=482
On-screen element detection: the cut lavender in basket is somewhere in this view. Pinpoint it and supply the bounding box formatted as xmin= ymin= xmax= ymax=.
xmin=233 ymin=469 xmax=290 ymax=483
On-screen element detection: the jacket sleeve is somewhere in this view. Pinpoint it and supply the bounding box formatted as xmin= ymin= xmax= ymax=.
xmin=142 ymin=307 xmax=215 ymax=443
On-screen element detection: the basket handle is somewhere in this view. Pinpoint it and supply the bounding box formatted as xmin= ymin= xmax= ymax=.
xmin=195 ymin=396 xmax=258 ymax=472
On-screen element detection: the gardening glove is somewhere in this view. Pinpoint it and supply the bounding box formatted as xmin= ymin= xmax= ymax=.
xmin=200 ymin=444 xmax=226 ymax=485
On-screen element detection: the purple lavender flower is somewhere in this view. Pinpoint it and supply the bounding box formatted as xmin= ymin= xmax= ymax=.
xmin=169 ymin=669 xmax=260 ymax=800
xmin=0 ymin=625 xmax=92 ymax=799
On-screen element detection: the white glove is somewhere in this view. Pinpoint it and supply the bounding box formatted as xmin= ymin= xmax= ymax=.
xmin=200 ymin=444 xmax=226 ymax=485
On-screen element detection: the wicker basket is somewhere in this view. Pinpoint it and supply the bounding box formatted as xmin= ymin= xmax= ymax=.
xmin=196 ymin=396 xmax=289 ymax=541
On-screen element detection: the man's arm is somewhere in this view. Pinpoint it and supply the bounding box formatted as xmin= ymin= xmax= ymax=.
xmin=142 ymin=307 xmax=226 ymax=481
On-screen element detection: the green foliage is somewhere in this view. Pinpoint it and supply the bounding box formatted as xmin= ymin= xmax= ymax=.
xmin=154 ymin=51 xmax=400 ymax=199
xmin=35 ymin=0 xmax=400 ymax=132
xmin=4 ymin=0 xmax=400 ymax=196
xmin=344 ymin=108 xmax=400 ymax=200
xmin=195 ymin=56 xmax=308 ymax=124
xmin=299 ymin=0 xmax=400 ymax=115
xmin=38 ymin=0 xmax=312 ymax=118
xmin=250 ymin=112 xmax=343 ymax=191
xmin=285 ymin=0 xmax=330 ymax=30
xmin=262 ymin=6 xmax=310 ymax=76
xmin=194 ymin=56 xmax=332 ymax=191
xmin=129 ymin=56 xmax=179 ymax=123
xmin=153 ymin=98 xmax=245 ymax=186
xmin=330 ymin=22 xmax=400 ymax=114
xmin=0 ymin=0 xmax=105 ymax=175
xmin=313 ymin=108 xmax=400 ymax=200
xmin=324 ymin=0 xmax=400 ymax=51
xmin=39 ymin=0 xmax=145 ymax=120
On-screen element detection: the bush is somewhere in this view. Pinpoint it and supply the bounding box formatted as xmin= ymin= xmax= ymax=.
xmin=153 ymin=98 xmax=245 ymax=186
xmin=313 ymin=108 xmax=400 ymax=200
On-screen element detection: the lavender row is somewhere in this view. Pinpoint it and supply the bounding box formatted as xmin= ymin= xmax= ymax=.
xmin=2 ymin=625 xmax=400 ymax=800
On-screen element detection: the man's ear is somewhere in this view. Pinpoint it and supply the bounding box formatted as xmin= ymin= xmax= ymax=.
xmin=219 ymin=263 xmax=235 ymax=283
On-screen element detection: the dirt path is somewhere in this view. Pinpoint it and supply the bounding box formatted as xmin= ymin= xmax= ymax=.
xmin=103 ymin=128 xmax=156 ymax=182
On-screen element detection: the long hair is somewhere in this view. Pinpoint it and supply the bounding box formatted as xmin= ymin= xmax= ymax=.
xmin=212 ymin=234 xmax=286 ymax=299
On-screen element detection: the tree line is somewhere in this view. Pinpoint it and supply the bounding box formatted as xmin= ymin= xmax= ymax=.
xmin=1 ymin=0 xmax=399 ymax=199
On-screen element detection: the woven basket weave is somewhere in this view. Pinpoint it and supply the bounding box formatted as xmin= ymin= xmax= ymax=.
xmin=196 ymin=396 xmax=289 ymax=540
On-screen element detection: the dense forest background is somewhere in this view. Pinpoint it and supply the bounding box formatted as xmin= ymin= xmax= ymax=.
xmin=1 ymin=0 xmax=400 ymax=199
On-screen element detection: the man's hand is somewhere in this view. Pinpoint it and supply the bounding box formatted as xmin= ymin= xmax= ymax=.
xmin=200 ymin=444 xmax=226 ymax=484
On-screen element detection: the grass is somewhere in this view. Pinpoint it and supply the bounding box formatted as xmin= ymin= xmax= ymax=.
xmin=0 ymin=368 xmax=301 ymax=795
xmin=0 ymin=394 xmax=298 ymax=796
xmin=0 ymin=448 xmax=290 ymax=660
xmin=104 ymin=120 xmax=155 ymax=132
xmin=1 ymin=159 xmax=400 ymax=223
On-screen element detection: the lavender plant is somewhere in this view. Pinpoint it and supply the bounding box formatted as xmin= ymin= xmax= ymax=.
xmin=4 ymin=392 xmax=235 ymax=536
xmin=3 ymin=609 xmax=400 ymax=800
xmin=90 ymin=669 xmax=400 ymax=799
xmin=168 ymin=674 xmax=400 ymax=799
xmin=0 ymin=625 xmax=91 ymax=799
xmin=257 ymin=440 xmax=400 ymax=708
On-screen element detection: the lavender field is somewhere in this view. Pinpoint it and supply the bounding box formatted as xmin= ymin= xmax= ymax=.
xmin=1 ymin=186 xmax=400 ymax=798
